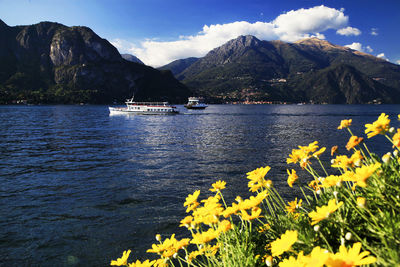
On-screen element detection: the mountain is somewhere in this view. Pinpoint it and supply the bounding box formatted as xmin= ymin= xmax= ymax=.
xmin=175 ymin=35 xmax=400 ymax=103
xmin=158 ymin=57 xmax=198 ymax=76
xmin=121 ymin=53 xmax=144 ymax=64
xmin=0 ymin=20 xmax=191 ymax=104
xmin=291 ymin=64 xmax=397 ymax=104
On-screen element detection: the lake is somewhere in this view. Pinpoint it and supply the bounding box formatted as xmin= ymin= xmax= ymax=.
xmin=1 ymin=104 xmax=399 ymax=266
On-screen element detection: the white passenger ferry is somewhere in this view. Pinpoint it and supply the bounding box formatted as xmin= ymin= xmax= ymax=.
xmin=184 ymin=97 xmax=208 ymax=109
xmin=109 ymin=97 xmax=179 ymax=115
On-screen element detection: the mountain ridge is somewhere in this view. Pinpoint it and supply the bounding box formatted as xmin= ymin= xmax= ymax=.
xmin=121 ymin=53 xmax=144 ymax=64
xmin=0 ymin=19 xmax=191 ymax=104
xmin=167 ymin=35 xmax=400 ymax=103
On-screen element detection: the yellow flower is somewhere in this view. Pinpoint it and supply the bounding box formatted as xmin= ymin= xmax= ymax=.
xmin=210 ymin=180 xmax=226 ymax=192
xmin=184 ymin=190 xmax=200 ymax=213
xmin=179 ymin=216 xmax=194 ymax=228
xmin=308 ymin=199 xmax=343 ymax=225
xmin=154 ymin=259 xmax=168 ymax=267
xmin=338 ymin=119 xmax=352 ymax=129
xmin=287 ymin=141 xmax=320 ymax=167
xmin=218 ymin=220 xmax=232 ymax=232
xmin=287 ymin=148 xmax=303 ymax=164
xmin=326 ymin=242 xmax=376 ymax=266
xmin=392 ymin=129 xmax=400 ymax=148
xmin=321 ymin=175 xmax=342 ymax=188
xmin=331 ymin=155 xmax=352 ymax=169
xmin=111 ymin=250 xmax=131 ymax=266
xmin=147 ymin=234 xmax=189 ymax=258
xmin=286 ymin=198 xmax=302 ymax=214
xmin=247 ymin=166 xmax=271 ymax=192
xmin=128 ymin=259 xmax=156 ymax=267
xmin=240 ymin=207 xmax=263 ymax=221
xmin=365 ymin=113 xmax=390 ymax=138
xmin=191 ymin=228 xmax=220 ymax=244
xmin=350 ymin=151 xmax=363 ymax=166
xmin=345 ymin=136 xmax=364 ymax=151
xmin=188 ymin=250 xmax=202 ymax=262
xmin=222 ymin=203 xmax=240 ymax=218
xmin=270 ymin=230 xmax=298 ymax=257
xmin=258 ymin=224 xmax=271 ymax=233
xmin=303 ymin=141 xmax=319 ymax=153
xmin=287 ymin=169 xmax=298 ymax=187
xmin=313 ymin=147 xmax=326 ymax=157
xmin=193 ymin=195 xmax=223 ymax=225
xmin=356 ymin=197 xmax=366 ymax=208
xmin=308 ymin=180 xmax=321 ymax=191
xmin=184 ymin=190 xmax=200 ymax=207
xmin=344 ymin=163 xmax=381 ymax=188
xmin=331 ymin=145 xmax=338 ymax=156
xmin=332 ymin=151 xmax=363 ymax=170
xmin=247 ymin=166 xmax=271 ymax=181
xmin=302 ymin=246 xmax=330 ymax=267
xmin=279 ymin=253 xmax=306 ymax=267
xmin=239 ymin=190 xmax=268 ymax=210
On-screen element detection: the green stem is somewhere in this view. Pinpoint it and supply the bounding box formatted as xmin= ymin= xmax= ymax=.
xmin=299 ymin=185 xmax=311 ymax=206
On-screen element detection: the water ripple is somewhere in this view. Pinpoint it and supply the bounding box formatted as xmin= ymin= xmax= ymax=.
xmin=0 ymin=104 xmax=399 ymax=266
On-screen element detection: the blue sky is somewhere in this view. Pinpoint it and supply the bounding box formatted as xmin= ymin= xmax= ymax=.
xmin=0 ymin=0 xmax=399 ymax=67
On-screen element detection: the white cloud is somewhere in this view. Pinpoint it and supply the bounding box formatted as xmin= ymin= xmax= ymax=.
xmin=345 ymin=42 xmax=374 ymax=54
xmin=336 ymin=26 xmax=361 ymax=36
xmin=377 ymin=53 xmax=389 ymax=61
xmin=396 ymin=60 xmax=400 ymax=65
xmin=272 ymin=5 xmax=348 ymax=41
xmin=345 ymin=42 xmax=363 ymax=52
xmin=113 ymin=5 xmax=353 ymax=67
xmin=371 ymin=28 xmax=378 ymax=36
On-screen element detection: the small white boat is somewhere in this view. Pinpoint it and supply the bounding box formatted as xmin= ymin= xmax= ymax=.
xmin=184 ymin=97 xmax=208 ymax=109
xmin=109 ymin=97 xmax=179 ymax=115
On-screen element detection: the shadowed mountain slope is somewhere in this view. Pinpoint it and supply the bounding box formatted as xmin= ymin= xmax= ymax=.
xmin=0 ymin=20 xmax=190 ymax=104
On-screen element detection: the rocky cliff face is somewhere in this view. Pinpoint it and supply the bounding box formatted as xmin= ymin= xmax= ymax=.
xmin=0 ymin=20 xmax=190 ymax=104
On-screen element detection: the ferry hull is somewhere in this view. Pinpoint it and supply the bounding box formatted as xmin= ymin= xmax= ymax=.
xmin=184 ymin=105 xmax=207 ymax=109
xmin=109 ymin=107 xmax=179 ymax=115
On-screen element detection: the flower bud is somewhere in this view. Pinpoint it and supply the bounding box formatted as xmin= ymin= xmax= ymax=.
xmin=354 ymin=159 xmax=361 ymax=167
xmin=333 ymin=191 xmax=338 ymax=197
xmin=382 ymin=153 xmax=391 ymax=164
xmin=345 ymin=232 xmax=352 ymax=240
xmin=156 ymin=234 xmax=162 ymax=242
xmin=265 ymin=256 xmax=273 ymax=267
xmin=357 ymin=197 xmax=366 ymax=208
xmin=173 ymin=253 xmax=178 ymax=259
xmin=394 ymin=150 xmax=399 ymax=157
xmin=314 ymin=225 xmax=320 ymax=232
xmin=389 ymin=127 xmax=395 ymax=134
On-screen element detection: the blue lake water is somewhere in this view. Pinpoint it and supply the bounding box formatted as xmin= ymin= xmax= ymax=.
xmin=0 ymin=104 xmax=399 ymax=266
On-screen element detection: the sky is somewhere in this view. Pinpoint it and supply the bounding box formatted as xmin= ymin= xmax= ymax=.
xmin=0 ymin=0 xmax=399 ymax=67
